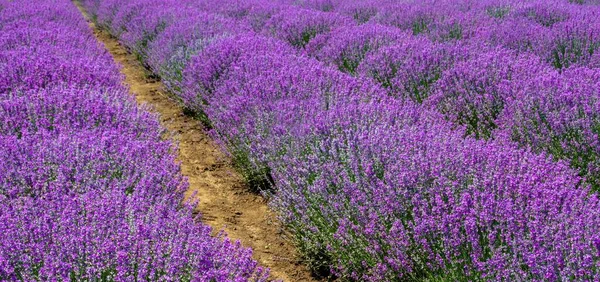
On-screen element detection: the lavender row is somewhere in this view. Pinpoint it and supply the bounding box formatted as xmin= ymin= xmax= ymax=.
xmin=294 ymin=0 xmax=600 ymax=70
xmin=0 ymin=0 xmax=268 ymax=280
xmin=139 ymin=0 xmax=600 ymax=192
xmin=82 ymin=0 xmax=600 ymax=280
xmin=279 ymin=0 xmax=600 ymax=191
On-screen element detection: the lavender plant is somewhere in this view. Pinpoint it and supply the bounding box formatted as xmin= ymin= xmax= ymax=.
xmin=335 ymin=1 xmax=381 ymax=24
xmin=263 ymin=6 xmax=353 ymax=48
xmin=180 ymin=33 xmax=295 ymax=114
xmin=545 ymin=14 xmax=600 ymax=69
xmin=426 ymin=47 xmax=550 ymax=139
xmin=268 ymin=101 xmax=600 ymax=281
xmin=81 ymin=0 xmax=600 ymax=281
xmin=307 ymin=23 xmax=407 ymax=74
xmin=205 ymin=52 xmax=386 ymax=190
xmin=497 ymin=67 xmax=600 ymax=191
xmin=1 ymin=0 xmax=269 ymax=280
xmin=357 ymin=38 xmax=469 ymax=103
xmin=146 ymin=12 xmax=248 ymax=92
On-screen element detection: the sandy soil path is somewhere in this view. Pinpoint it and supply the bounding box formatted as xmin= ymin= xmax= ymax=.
xmin=75 ymin=2 xmax=316 ymax=281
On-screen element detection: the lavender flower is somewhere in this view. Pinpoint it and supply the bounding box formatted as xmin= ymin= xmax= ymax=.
xmin=497 ymin=67 xmax=600 ymax=191
xmin=1 ymin=0 xmax=269 ymax=280
xmin=180 ymin=33 xmax=295 ymax=113
xmin=80 ymin=0 xmax=600 ymax=281
xmin=358 ymin=38 xmax=469 ymax=102
xmin=307 ymin=23 xmax=407 ymax=73
xmin=263 ymin=6 xmax=353 ymax=48
xmin=426 ymin=47 xmax=550 ymax=139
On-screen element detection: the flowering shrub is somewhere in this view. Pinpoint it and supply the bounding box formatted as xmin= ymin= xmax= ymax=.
xmin=268 ymin=101 xmax=600 ymax=281
xmin=181 ymin=33 xmax=295 ymax=114
xmin=82 ymin=0 xmax=600 ymax=280
xmin=427 ymin=48 xmax=550 ymax=139
xmin=335 ymin=0 xmax=381 ymax=24
xmin=545 ymin=14 xmax=600 ymax=69
xmin=497 ymin=67 xmax=600 ymax=191
xmin=373 ymin=1 xmax=490 ymax=42
xmin=264 ymin=7 xmax=353 ymax=48
xmin=307 ymin=23 xmax=407 ymax=73
xmin=146 ymin=12 xmax=248 ymax=92
xmin=0 ymin=0 xmax=268 ymax=280
xmin=476 ymin=17 xmax=549 ymax=55
xmin=358 ymin=37 xmax=469 ymax=102
xmin=205 ymin=52 xmax=386 ymax=189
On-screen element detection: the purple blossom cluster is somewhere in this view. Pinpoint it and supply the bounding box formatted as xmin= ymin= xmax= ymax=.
xmin=181 ymin=33 xmax=295 ymax=114
xmin=497 ymin=67 xmax=600 ymax=191
xmin=306 ymin=23 xmax=408 ymax=73
xmin=82 ymin=0 xmax=600 ymax=280
xmin=267 ymin=101 xmax=600 ymax=281
xmin=357 ymin=38 xmax=469 ymax=102
xmin=426 ymin=48 xmax=551 ymax=139
xmin=263 ymin=6 xmax=353 ymax=48
xmin=0 ymin=0 xmax=268 ymax=281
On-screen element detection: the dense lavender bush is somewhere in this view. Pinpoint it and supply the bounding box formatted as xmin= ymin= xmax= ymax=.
xmin=117 ymin=2 xmax=176 ymax=60
xmin=427 ymin=48 xmax=550 ymax=139
xmin=268 ymin=101 xmax=600 ymax=281
xmin=335 ymin=0 xmax=381 ymax=24
xmin=0 ymin=188 xmax=266 ymax=281
xmin=0 ymin=129 xmax=180 ymax=199
xmin=201 ymin=0 xmax=264 ymax=19
xmin=205 ymin=52 xmax=385 ymax=189
xmin=294 ymin=0 xmax=337 ymax=12
xmin=0 ymin=44 xmax=122 ymax=93
xmin=1 ymin=0 xmax=268 ymax=280
xmin=0 ymin=23 xmax=90 ymax=50
xmin=545 ymin=13 xmax=600 ymax=69
xmin=514 ymin=2 xmax=572 ymax=27
xmin=307 ymin=23 xmax=407 ymax=73
xmin=181 ymin=33 xmax=295 ymax=114
xmin=0 ymin=86 xmax=160 ymax=139
xmin=476 ymin=17 xmax=549 ymax=55
xmin=483 ymin=2 xmax=512 ymax=20
xmin=357 ymin=38 xmax=468 ymax=102
xmin=82 ymin=0 xmax=600 ymax=281
xmin=497 ymin=67 xmax=600 ymax=191
xmin=264 ymin=7 xmax=353 ymax=48
xmin=199 ymin=0 xmax=288 ymax=31
xmin=243 ymin=1 xmax=289 ymax=32
xmin=372 ymin=2 xmax=435 ymax=35
xmin=425 ymin=11 xmax=486 ymax=42
xmin=146 ymin=12 xmax=248 ymax=92
xmin=373 ymin=1 xmax=487 ymax=41
xmin=0 ymin=1 xmax=87 ymax=31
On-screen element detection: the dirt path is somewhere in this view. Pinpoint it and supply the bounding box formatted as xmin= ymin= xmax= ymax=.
xmin=75 ymin=3 xmax=316 ymax=281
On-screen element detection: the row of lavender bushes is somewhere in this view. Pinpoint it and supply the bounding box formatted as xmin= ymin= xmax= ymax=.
xmin=0 ymin=0 xmax=269 ymax=281
xmin=82 ymin=0 xmax=600 ymax=280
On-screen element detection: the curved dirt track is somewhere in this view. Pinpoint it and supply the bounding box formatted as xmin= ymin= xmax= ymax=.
xmin=75 ymin=3 xmax=316 ymax=281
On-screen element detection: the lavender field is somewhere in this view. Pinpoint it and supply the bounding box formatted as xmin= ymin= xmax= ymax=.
xmin=3 ymin=0 xmax=600 ymax=281
xmin=0 ymin=0 xmax=268 ymax=281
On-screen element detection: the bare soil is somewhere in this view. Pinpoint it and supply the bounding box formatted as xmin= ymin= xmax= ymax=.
xmin=75 ymin=3 xmax=316 ymax=281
